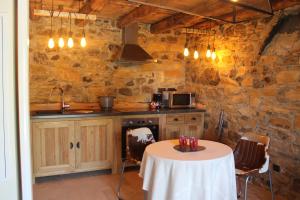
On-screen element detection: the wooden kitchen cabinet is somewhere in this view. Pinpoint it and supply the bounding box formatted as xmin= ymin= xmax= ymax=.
xmin=31 ymin=118 xmax=113 ymax=178
xmin=75 ymin=119 xmax=113 ymax=171
xmin=32 ymin=121 xmax=75 ymax=177
xmin=185 ymin=124 xmax=203 ymax=138
xmin=165 ymin=125 xmax=185 ymax=139
xmin=165 ymin=113 xmax=204 ymax=140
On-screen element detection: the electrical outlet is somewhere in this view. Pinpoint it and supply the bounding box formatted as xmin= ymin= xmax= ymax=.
xmin=273 ymin=164 xmax=281 ymax=172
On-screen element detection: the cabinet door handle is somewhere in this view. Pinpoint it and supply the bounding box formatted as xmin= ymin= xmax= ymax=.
xmin=192 ymin=117 xmax=196 ymax=120
xmin=174 ymin=118 xmax=178 ymax=121
xmin=76 ymin=142 xmax=80 ymax=148
xmin=70 ymin=142 xmax=74 ymax=149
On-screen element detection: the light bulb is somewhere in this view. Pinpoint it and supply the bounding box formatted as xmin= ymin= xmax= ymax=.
xmin=193 ymin=50 xmax=199 ymax=60
xmin=48 ymin=37 xmax=55 ymax=49
xmin=58 ymin=37 xmax=64 ymax=48
xmin=184 ymin=47 xmax=189 ymax=57
xmin=206 ymin=44 xmax=211 ymax=58
xmin=80 ymin=37 xmax=87 ymax=48
xmin=211 ymin=50 xmax=217 ymax=60
xmin=206 ymin=49 xmax=211 ymax=58
xmin=67 ymin=37 xmax=74 ymax=48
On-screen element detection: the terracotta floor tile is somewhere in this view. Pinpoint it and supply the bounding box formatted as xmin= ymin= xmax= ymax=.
xmin=33 ymin=171 xmax=284 ymax=200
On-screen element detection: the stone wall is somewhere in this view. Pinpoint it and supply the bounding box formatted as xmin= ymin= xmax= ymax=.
xmin=185 ymin=7 xmax=300 ymax=199
xmin=29 ymin=17 xmax=186 ymax=106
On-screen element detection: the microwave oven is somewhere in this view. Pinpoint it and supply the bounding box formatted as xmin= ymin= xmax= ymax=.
xmin=168 ymin=92 xmax=196 ymax=108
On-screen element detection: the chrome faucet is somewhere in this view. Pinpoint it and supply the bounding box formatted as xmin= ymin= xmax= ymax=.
xmin=49 ymin=86 xmax=70 ymax=113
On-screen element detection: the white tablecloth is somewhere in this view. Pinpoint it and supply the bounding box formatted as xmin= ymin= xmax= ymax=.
xmin=139 ymin=140 xmax=237 ymax=200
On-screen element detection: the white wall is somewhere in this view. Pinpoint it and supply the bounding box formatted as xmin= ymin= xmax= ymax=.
xmin=0 ymin=0 xmax=20 ymax=199
xmin=18 ymin=0 xmax=33 ymax=199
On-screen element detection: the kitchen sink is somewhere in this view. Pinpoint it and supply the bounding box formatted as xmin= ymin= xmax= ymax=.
xmin=33 ymin=109 xmax=96 ymax=116
xmin=34 ymin=110 xmax=63 ymax=115
xmin=71 ymin=110 xmax=95 ymax=114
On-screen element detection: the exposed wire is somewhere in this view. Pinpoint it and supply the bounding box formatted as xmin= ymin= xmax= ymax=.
xmin=193 ymin=27 xmax=197 ymax=49
xmin=69 ymin=13 xmax=72 ymax=34
xmin=212 ymin=31 xmax=216 ymax=49
xmin=185 ymin=27 xmax=188 ymax=47
xmin=49 ymin=0 xmax=54 ymax=36
xmin=60 ymin=17 xmax=63 ymax=35
xmin=82 ymin=14 xmax=86 ymax=37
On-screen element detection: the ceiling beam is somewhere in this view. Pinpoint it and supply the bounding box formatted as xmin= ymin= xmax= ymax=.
xmin=117 ymin=5 xmax=159 ymax=28
xmin=81 ymin=0 xmax=107 ymax=13
xmin=150 ymin=0 xmax=300 ymax=33
xmin=150 ymin=13 xmax=202 ymax=34
xmin=149 ymin=1 xmax=234 ymax=34
xmin=75 ymin=0 xmax=107 ymax=26
xmin=193 ymin=0 xmax=300 ymax=29
xmin=221 ymin=0 xmax=273 ymax=15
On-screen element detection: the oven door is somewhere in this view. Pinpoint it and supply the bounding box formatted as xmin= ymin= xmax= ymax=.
xmin=121 ymin=125 xmax=159 ymax=160
xmin=169 ymin=93 xmax=193 ymax=108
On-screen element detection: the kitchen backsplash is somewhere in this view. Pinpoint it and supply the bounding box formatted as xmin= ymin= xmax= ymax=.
xmin=29 ymin=17 xmax=186 ymax=105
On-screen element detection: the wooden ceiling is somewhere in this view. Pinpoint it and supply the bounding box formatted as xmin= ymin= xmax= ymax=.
xmin=30 ymin=0 xmax=300 ymax=33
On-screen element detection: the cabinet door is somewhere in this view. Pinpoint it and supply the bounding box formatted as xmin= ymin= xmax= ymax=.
xmin=32 ymin=121 xmax=75 ymax=177
xmin=185 ymin=124 xmax=203 ymax=139
xmin=165 ymin=125 xmax=185 ymax=140
xmin=75 ymin=119 xmax=113 ymax=171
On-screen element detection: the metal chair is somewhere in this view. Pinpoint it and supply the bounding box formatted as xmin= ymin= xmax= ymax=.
xmin=116 ymin=127 xmax=155 ymax=199
xmin=234 ymin=132 xmax=274 ymax=200
xmin=216 ymin=109 xmax=225 ymax=141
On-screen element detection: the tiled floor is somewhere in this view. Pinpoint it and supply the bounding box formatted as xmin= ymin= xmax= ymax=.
xmin=33 ymin=170 xmax=284 ymax=200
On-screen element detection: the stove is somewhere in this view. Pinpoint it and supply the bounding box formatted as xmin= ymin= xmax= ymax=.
xmin=121 ymin=117 xmax=159 ymax=160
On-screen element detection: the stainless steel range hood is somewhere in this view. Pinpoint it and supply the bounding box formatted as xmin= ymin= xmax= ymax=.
xmin=117 ymin=23 xmax=153 ymax=64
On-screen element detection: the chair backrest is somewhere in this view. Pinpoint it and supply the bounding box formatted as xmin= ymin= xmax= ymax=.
xmin=126 ymin=127 xmax=155 ymax=162
xmin=241 ymin=132 xmax=270 ymax=150
xmin=216 ymin=110 xmax=224 ymax=141
xmin=234 ymin=139 xmax=266 ymax=171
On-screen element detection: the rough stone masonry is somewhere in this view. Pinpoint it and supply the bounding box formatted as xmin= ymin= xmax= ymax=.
xmin=29 ymin=18 xmax=186 ymax=105
xmin=185 ymin=6 xmax=300 ymax=199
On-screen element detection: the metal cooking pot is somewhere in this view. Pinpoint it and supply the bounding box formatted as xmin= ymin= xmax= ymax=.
xmin=99 ymin=96 xmax=115 ymax=110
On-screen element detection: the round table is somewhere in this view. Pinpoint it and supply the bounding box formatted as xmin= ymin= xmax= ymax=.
xmin=139 ymin=140 xmax=237 ymax=200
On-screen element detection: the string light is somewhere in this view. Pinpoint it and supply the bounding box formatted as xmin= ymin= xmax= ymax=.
xmin=80 ymin=35 xmax=87 ymax=48
xmin=48 ymin=2 xmax=54 ymax=49
xmin=206 ymin=21 xmax=212 ymax=58
xmin=58 ymin=37 xmax=64 ymax=48
xmin=48 ymin=37 xmax=55 ymax=49
xmin=211 ymin=31 xmax=217 ymax=60
xmin=193 ymin=32 xmax=199 ymax=60
xmin=211 ymin=48 xmax=216 ymax=60
xmin=78 ymin=0 xmax=87 ymax=48
xmin=67 ymin=37 xmax=74 ymax=48
xmin=58 ymin=17 xmax=64 ymax=48
xmin=183 ymin=28 xmax=189 ymax=57
xmin=184 ymin=47 xmax=189 ymax=57
xmin=194 ymin=49 xmax=199 ymax=60
xmin=67 ymin=13 xmax=74 ymax=48
xmin=80 ymin=16 xmax=87 ymax=48
xmin=206 ymin=44 xmax=211 ymax=58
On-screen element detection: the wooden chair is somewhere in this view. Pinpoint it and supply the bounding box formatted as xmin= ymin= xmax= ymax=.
xmin=234 ymin=132 xmax=274 ymax=200
xmin=116 ymin=127 xmax=155 ymax=199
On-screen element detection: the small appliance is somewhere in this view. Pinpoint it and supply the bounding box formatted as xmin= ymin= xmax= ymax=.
xmin=168 ymin=92 xmax=196 ymax=108
xmin=158 ymin=88 xmax=176 ymax=108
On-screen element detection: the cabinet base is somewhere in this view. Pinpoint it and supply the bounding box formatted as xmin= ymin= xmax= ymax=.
xmin=34 ymin=169 xmax=112 ymax=183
